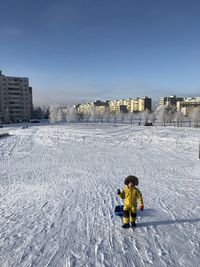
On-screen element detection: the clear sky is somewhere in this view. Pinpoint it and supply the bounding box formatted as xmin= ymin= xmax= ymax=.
xmin=0 ymin=0 xmax=199 ymax=106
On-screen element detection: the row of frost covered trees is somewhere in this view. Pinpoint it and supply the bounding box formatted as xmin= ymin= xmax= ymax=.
xmin=155 ymin=106 xmax=200 ymax=127
xmin=48 ymin=104 xmax=200 ymax=128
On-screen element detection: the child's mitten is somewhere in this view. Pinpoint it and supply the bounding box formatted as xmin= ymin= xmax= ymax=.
xmin=117 ymin=189 xmax=121 ymax=195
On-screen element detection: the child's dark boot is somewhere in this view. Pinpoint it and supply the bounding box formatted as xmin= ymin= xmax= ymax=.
xmin=122 ymin=223 xmax=130 ymax=229
xmin=131 ymin=222 xmax=136 ymax=227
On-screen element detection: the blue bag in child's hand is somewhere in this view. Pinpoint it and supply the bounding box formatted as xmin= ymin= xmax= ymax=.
xmin=114 ymin=205 xmax=124 ymax=217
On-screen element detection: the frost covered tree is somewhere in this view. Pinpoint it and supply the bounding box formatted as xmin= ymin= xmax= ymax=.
xmin=141 ymin=109 xmax=150 ymax=125
xmin=126 ymin=112 xmax=134 ymax=125
xmin=109 ymin=112 xmax=118 ymax=124
xmin=102 ymin=110 xmax=110 ymax=123
xmin=49 ymin=104 xmax=61 ymax=125
xmin=174 ymin=111 xmax=184 ymax=127
xmin=82 ymin=112 xmax=90 ymax=123
xmin=119 ymin=112 xmax=125 ymax=123
xmin=155 ymin=107 xmax=167 ymax=126
xmin=89 ymin=107 xmax=97 ymax=123
xmin=57 ymin=108 xmax=63 ymax=123
xmin=190 ymin=108 xmax=200 ymax=128
xmin=149 ymin=112 xmax=156 ymax=125
xmin=130 ymin=112 xmax=135 ymax=125
xmin=66 ymin=105 xmax=78 ymax=123
xmin=166 ymin=105 xmax=176 ymax=125
xmin=135 ymin=112 xmax=142 ymax=125
xmin=96 ymin=110 xmax=103 ymax=123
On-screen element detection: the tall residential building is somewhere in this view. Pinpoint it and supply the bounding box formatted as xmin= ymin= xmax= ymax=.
xmin=158 ymin=95 xmax=183 ymax=108
xmin=76 ymin=100 xmax=109 ymax=114
xmin=0 ymin=70 xmax=33 ymax=122
xmin=77 ymin=96 xmax=152 ymax=114
xmin=130 ymin=98 xmax=140 ymax=112
xmin=109 ymin=97 xmax=151 ymax=113
xmin=177 ymin=97 xmax=200 ymax=116
xmin=138 ymin=96 xmax=152 ymax=111
xmin=109 ymin=100 xmax=121 ymax=113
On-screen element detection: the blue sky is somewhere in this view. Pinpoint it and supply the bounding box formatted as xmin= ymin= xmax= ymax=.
xmin=0 ymin=0 xmax=199 ymax=106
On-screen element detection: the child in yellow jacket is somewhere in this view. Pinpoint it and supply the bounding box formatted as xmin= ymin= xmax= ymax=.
xmin=117 ymin=175 xmax=144 ymax=228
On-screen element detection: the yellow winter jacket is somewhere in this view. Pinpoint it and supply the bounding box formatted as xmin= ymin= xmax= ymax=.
xmin=118 ymin=186 xmax=143 ymax=209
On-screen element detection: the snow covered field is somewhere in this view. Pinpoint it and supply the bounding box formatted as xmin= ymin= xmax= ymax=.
xmin=0 ymin=123 xmax=200 ymax=267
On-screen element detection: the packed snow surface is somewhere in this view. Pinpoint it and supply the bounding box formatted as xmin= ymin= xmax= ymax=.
xmin=0 ymin=124 xmax=200 ymax=267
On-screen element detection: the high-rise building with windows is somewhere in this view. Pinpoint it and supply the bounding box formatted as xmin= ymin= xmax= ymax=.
xmin=177 ymin=97 xmax=200 ymax=115
xmin=77 ymin=96 xmax=152 ymax=114
xmin=157 ymin=95 xmax=183 ymax=108
xmin=0 ymin=70 xmax=33 ymax=123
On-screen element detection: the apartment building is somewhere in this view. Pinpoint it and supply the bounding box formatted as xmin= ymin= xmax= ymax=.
xmin=77 ymin=100 xmax=109 ymax=114
xmin=109 ymin=97 xmax=151 ymax=113
xmin=138 ymin=96 xmax=152 ymax=112
xmin=109 ymin=100 xmax=121 ymax=113
xmin=158 ymin=95 xmax=183 ymax=108
xmin=76 ymin=102 xmax=91 ymax=113
xmin=0 ymin=70 xmax=33 ymax=122
xmin=77 ymin=97 xmax=151 ymax=114
xmin=177 ymin=97 xmax=200 ymax=116
xmin=130 ymin=98 xmax=140 ymax=112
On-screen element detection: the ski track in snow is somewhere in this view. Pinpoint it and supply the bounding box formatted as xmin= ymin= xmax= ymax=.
xmin=0 ymin=124 xmax=200 ymax=267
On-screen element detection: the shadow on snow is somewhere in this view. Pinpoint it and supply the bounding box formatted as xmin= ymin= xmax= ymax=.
xmin=136 ymin=208 xmax=200 ymax=227
xmin=137 ymin=217 xmax=200 ymax=228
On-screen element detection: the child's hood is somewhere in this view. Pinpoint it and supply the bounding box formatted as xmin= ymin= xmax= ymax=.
xmin=124 ymin=175 xmax=139 ymax=186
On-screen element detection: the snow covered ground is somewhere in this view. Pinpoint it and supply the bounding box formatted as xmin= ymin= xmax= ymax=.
xmin=0 ymin=123 xmax=200 ymax=267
